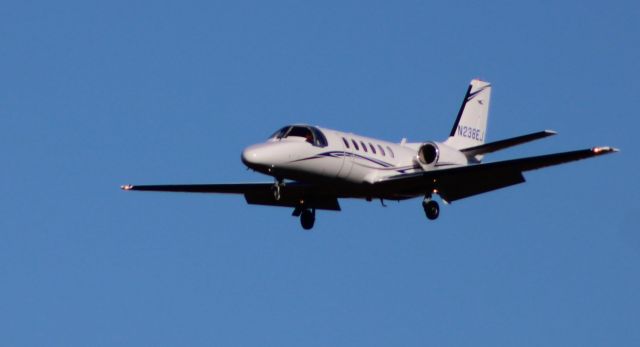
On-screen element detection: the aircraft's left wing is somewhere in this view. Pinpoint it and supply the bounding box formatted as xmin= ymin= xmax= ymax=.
xmin=121 ymin=182 xmax=341 ymax=211
xmin=375 ymin=146 xmax=618 ymax=202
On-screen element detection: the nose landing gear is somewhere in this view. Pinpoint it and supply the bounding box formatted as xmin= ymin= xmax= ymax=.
xmin=272 ymin=179 xmax=284 ymax=201
xmin=422 ymin=197 xmax=440 ymax=220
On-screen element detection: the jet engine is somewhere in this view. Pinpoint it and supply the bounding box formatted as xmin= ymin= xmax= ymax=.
xmin=416 ymin=141 xmax=468 ymax=170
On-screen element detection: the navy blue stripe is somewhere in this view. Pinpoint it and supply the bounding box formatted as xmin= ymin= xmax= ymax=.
xmin=291 ymin=151 xmax=416 ymax=173
xmin=450 ymin=84 xmax=473 ymax=137
xmin=292 ymin=151 xmax=393 ymax=167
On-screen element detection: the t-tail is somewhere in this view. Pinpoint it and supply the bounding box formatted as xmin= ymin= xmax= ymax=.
xmin=444 ymin=79 xmax=492 ymax=153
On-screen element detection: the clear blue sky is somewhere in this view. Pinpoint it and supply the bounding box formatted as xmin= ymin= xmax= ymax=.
xmin=1 ymin=1 xmax=638 ymax=346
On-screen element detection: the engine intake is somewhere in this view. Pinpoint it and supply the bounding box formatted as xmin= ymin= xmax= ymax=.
xmin=416 ymin=141 xmax=468 ymax=170
xmin=418 ymin=142 xmax=439 ymax=165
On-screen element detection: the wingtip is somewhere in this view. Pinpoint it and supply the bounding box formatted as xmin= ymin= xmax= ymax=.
xmin=121 ymin=184 xmax=134 ymax=191
xmin=592 ymin=146 xmax=619 ymax=154
xmin=544 ymin=129 xmax=558 ymax=135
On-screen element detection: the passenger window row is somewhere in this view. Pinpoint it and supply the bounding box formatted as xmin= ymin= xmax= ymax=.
xmin=341 ymin=137 xmax=394 ymax=158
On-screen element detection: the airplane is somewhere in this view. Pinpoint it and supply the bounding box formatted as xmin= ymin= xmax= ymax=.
xmin=121 ymin=79 xmax=618 ymax=230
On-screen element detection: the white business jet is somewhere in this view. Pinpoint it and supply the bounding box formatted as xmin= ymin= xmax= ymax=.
xmin=122 ymin=79 xmax=617 ymax=230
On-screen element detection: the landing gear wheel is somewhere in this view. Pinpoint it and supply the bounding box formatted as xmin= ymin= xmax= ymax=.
xmin=423 ymin=200 xmax=440 ymax=220
xmin=300 ymin=209 xmax=315 ymax=230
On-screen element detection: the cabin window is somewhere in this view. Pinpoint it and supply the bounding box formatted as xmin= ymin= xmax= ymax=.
xmin=351 ymin=139 xmax=359 ymax=150
xmin=360 ymin=141 xmax=368 ymax=152
xmin=369 ymin=143 xmax=376 ymax=154
xmin=386 ymin=146 xmax=395 ymax=158
xmin=378 ymin=144 xmax=386 ymax=156
xmin=342 ymin=137 xmax=350 ymax=148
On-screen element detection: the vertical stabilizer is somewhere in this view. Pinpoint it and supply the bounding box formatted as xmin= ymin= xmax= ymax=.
xmin=444 ymin=79 xmax=491 ymax=151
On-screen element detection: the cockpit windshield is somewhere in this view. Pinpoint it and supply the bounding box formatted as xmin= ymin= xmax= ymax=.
xmin=269 ymin=125 xmax=328 ymax=147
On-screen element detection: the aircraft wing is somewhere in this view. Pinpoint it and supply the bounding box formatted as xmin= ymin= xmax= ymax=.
xmin=121 ymin=182 xmax=341 ymax=211
xmin=121 ymin=183 xmax=273 ymax=194
xmin=376 ymin=147 xmax=618 ymax=202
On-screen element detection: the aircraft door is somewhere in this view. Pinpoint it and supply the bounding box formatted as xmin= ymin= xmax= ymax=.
xmin=336 ymin=135 xmax=354 ymax=179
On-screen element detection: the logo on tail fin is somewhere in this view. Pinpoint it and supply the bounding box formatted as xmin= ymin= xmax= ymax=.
xmin=466 ymin=85 xmax=490 ymax=102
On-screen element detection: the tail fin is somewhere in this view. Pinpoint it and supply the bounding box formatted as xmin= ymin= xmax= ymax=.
xmin=444 ymin=79 xmax=492 ymax=150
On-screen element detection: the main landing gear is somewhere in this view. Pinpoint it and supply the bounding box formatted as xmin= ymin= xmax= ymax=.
xmin=422 ymin=196 xmax=440 ymax=220
xmin=300 ymin=209 xmax=316 ymax=230
xmin=272 ymin=179 xmax=316 ymax=230
xmin=293 ymin=206 xmax=316 ymax=230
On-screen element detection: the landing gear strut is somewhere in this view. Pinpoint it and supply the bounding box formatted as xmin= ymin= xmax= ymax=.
xmin=422 ymin=197 xmax=440 ymax=220
xmin=300 ymin=208 xmax=316 ymax=230
xmin=272 ymin=179 xmax=284 ymax=201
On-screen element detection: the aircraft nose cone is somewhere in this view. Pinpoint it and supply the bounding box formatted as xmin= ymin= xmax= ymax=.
xmin=241 ymin=144 xmax=269 ymax=169
xmin=241 ymin=142 xmax=289 ymax=174
xmin=241 ymin=147 xmax=256 ymax=166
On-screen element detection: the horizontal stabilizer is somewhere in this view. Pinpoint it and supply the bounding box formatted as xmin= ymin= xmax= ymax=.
xmin=461 ymin=130 xmax=557 ymax=158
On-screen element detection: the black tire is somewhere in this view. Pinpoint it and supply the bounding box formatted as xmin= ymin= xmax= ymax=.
xmin=300 ymin=209 xmax=315 ymax=230
xmin=423 ymin=200 xmax=440 ymax=220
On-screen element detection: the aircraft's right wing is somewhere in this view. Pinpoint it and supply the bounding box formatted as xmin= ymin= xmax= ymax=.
xmin=121 ymin=183 xmax=273 ymax=194
xmin=121 ymin=182 xmax=341 ymax=211
xmin=376 ymin=146 xmax=618 ymax=202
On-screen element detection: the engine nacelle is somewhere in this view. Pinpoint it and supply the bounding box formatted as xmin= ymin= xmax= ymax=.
xmin=416 ymin=141 xmax=469 ymax=170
